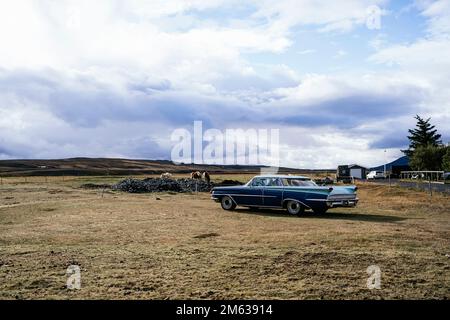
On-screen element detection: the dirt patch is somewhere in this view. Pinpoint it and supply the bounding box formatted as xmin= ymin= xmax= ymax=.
xmin=193 ymin=233 xmax=220 ymax=239
xmin=0 ymin=175 xmax=448 ymax=299
xmin=80 ymin=183 xmax=111 ymax=190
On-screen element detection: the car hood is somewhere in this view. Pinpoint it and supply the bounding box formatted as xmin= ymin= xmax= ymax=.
xmin=212 ymin=185 xmax=247 ymax=191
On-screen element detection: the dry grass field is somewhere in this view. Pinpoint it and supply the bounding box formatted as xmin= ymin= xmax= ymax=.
xmin=0 ymin=174 xmax=449 ymax=300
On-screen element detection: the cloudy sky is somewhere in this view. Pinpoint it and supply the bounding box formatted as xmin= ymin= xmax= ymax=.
xmin=0 ymin=0 xmax=449 ymax=168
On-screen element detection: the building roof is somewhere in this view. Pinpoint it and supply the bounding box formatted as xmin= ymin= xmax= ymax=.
xmin=370 ymin=156 xmax=410 ymax=171
xmin=348 ymin=164 xmax=368 ymax=169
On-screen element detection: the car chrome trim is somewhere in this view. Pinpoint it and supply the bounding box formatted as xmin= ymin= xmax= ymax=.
xmin=213 ymin=193 xmax=277 ymax=198
xmin=243 ymin=205 xmax=283 ymax=208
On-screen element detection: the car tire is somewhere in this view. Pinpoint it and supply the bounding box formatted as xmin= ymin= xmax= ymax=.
xmin=286 ymin=200 xmax=304 ymax=216
xmin=221 ymin=196 xmax=236 ymax=211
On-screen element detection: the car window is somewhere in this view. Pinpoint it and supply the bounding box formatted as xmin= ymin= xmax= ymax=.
xmin=251 ymin=178 xmax=267 ymax=186
xmin=251 ymin=177 xmax=282 ymax=186
xmin=266 ymin=178 xmax=282 ymax=186
xmin=283 ymin=178 xmax=317 ymax=187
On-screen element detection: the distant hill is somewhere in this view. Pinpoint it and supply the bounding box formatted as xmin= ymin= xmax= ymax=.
xmin=0 ymin=158 xmax=329 ymax=177
xmin=370 ymin=156 xmax=410 ymax=171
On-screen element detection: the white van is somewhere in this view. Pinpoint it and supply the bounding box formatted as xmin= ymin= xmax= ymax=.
xmin=367 ymin=171 xmax=385 ymax=179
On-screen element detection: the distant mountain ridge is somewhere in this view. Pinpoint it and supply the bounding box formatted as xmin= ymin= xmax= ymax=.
xmin=0 ymin=158 xmax=329 ymax=177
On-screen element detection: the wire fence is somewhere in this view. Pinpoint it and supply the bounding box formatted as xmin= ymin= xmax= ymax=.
xmin=0 ymin=175 xmax=140 ymax=186
xmin=400 ymin=171 xmax=444 ymax=181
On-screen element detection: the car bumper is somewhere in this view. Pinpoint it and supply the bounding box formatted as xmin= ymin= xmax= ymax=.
xmin=326 ymin=198 xmax=358 ymax=208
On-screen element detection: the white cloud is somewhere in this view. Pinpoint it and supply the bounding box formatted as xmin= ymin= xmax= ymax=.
xmin=298 ymin=49 xmax=316 ymax=55
xmin=252 ymin=0 xmax=388 ymax=33
xmin=0 ymin=0 xmax=448 ymax=168
xmin=334 ymin=50 xmax=348 ymax=58
xmin=416 ymin=0 xmax=450 ymax=37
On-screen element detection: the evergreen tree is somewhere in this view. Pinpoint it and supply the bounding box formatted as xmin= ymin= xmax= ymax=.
xmin=409 ymin=145 xmax=446 ymax=171
xmin=443 ymin=146 xmax=450 ymax=172
xmin=402 ymin=115 xmax=442 ymax=157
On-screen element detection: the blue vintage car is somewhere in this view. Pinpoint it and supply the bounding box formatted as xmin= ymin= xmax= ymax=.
xmin=211 ymin=175 xmax=358 ymax=215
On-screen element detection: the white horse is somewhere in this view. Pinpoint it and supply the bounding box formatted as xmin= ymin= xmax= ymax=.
xmin=160 ymin=172 xmax=173 ymax=179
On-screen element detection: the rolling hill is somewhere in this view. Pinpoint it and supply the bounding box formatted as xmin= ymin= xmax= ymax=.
xmin=0 ymin=158 xmax=327 ymax=177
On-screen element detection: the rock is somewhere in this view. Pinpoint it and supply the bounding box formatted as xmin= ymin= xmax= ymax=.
xmin=215 ymin=179 xmax=243 ymax=186
xmin=112 ymin=178 xmax=214 ymax=193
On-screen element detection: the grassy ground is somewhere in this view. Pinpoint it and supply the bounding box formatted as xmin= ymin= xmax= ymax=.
xmin=0 ymin=174 xmax=449 ymax=299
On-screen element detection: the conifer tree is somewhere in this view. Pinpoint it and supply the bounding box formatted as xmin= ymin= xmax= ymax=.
xmin=402 ymin=115 xmax=442 ymax=157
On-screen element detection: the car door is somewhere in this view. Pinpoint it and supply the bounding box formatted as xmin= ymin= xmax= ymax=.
xmin=233 ymin=178 xmax=264 ymax=206
xmin=262 ymin=178 xmax=284 ymax=207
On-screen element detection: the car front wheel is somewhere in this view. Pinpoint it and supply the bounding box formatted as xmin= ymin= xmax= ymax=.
xmin=221 ymin=196 xmax=236 ymax=211
xmin=286 ymin=200 xmax=304 ymax=216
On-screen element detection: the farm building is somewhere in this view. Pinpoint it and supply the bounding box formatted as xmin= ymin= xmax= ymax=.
xmin=337 ymin=164 xmax=368 ymax=181
xmin=370 ymin=156 xmax=410 ymax=178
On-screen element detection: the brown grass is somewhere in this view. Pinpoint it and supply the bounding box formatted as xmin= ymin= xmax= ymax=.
xmin=0 ymin=174 xmax=449 ymax=300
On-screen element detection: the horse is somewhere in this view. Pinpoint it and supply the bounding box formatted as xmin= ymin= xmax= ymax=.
xmin=190 ymin=171 xmax=202 ymax=179
xmin=202 ymin=171 xmax=211 ymax=183
xmin=160 ymin=172 xmax=173 ymax=179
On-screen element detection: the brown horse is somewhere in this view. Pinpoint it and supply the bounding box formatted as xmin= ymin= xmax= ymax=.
xmin=190 ymin=171 xmax=202 ymax=179
xmin=202 ymin=171 xmax=211 ymax=183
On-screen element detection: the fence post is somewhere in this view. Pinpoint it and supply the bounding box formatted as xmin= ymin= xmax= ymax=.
xmin=428 ymin=178 xmax=432 ymax=197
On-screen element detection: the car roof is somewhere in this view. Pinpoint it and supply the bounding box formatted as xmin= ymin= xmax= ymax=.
xmin=252 ymin=175 xmax=311 ymax=180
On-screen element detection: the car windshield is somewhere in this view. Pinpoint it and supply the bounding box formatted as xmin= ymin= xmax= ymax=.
xmin=282 ymin=178 xmax=317 ymax=187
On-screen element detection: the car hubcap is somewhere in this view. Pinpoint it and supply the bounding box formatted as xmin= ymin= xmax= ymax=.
xmin=223 ymin=198 xmax=232 ymax=209
xmin=289 ymin=202 xmax=300 ymax=214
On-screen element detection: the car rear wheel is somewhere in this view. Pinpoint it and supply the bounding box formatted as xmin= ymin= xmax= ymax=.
xmin=221 ymin=196 xmax=236 ymax=211
xmin=286 ymin=200 xmax=304 ymax=216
